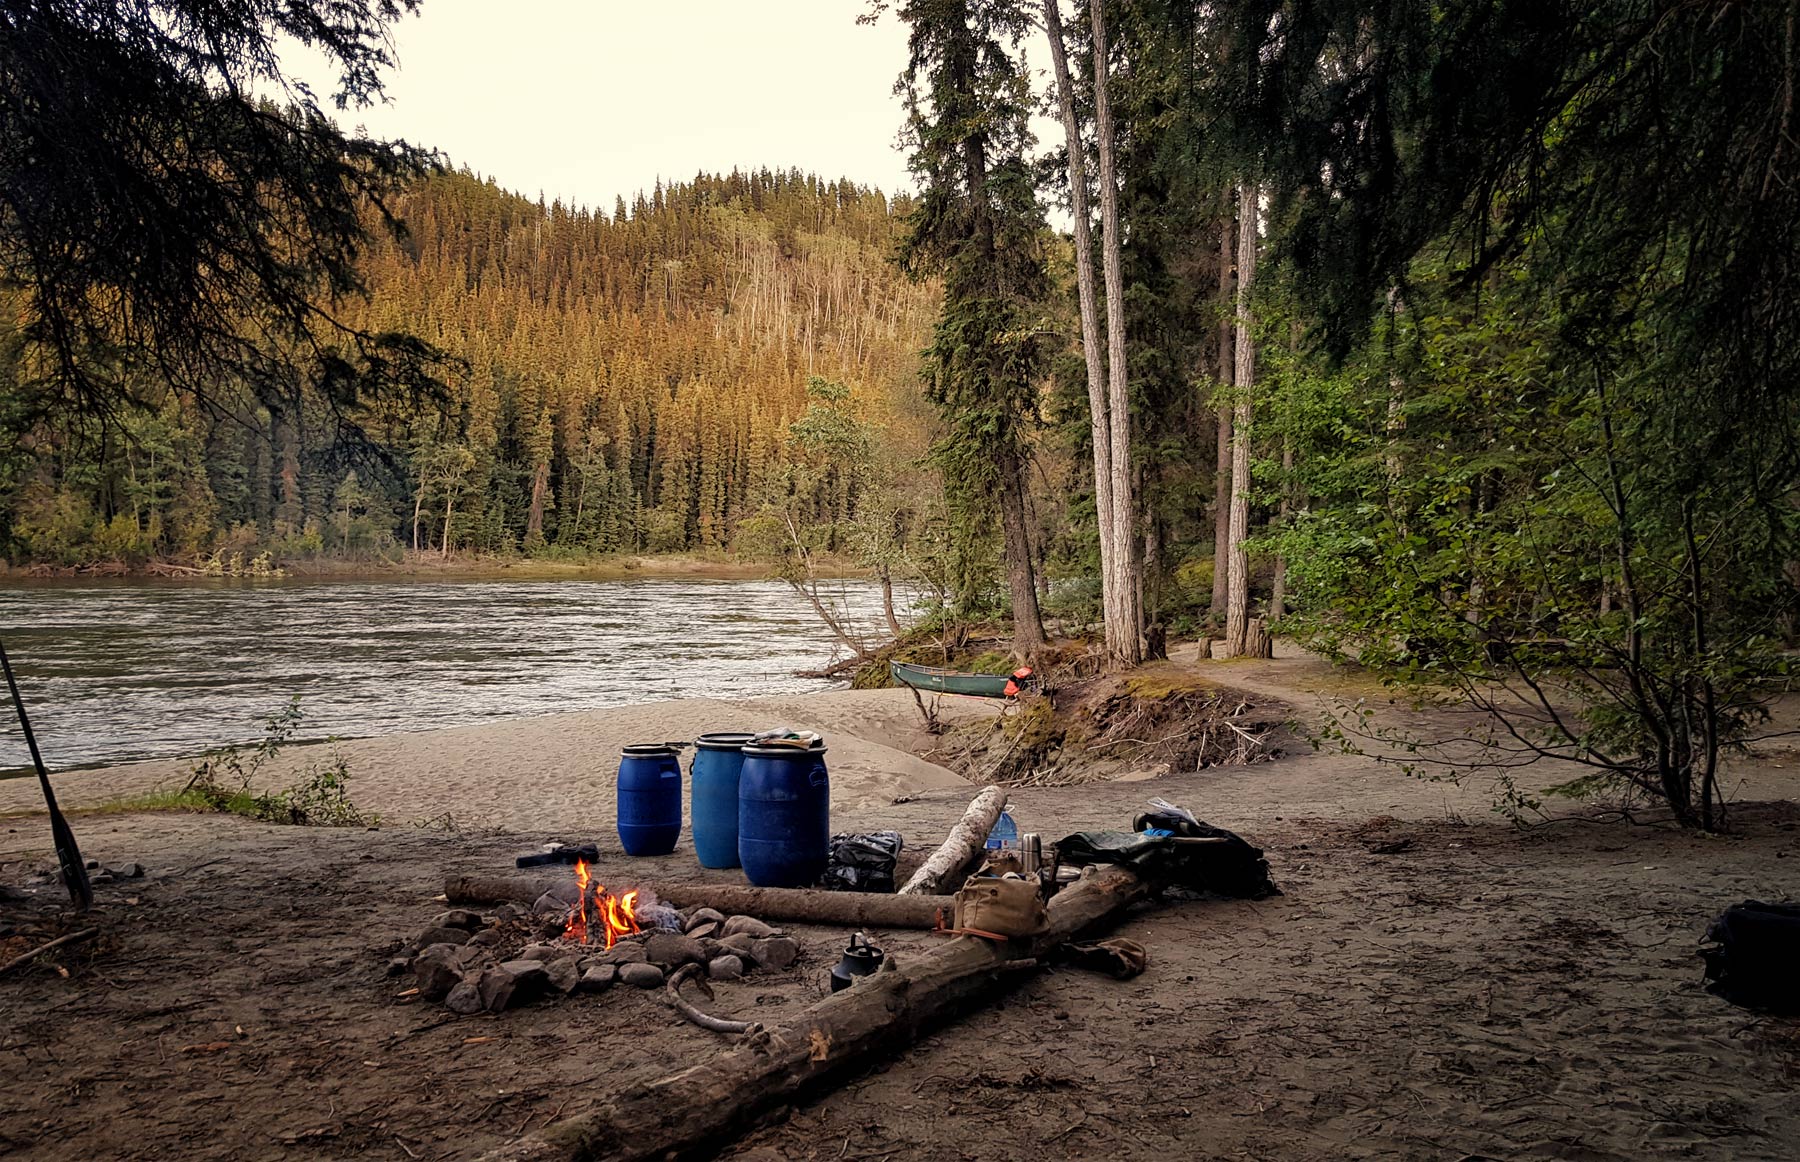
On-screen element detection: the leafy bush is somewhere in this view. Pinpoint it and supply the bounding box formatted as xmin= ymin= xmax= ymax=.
xmin=181 ymin=699 xmax=379 ymax=827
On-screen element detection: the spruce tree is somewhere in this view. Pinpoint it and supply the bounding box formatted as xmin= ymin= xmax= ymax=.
xmin=895 ymin=0 xmax=1050 ymax=657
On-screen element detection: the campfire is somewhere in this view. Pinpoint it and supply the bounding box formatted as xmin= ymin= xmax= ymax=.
xmin=397 ymin=868 xmax=805 ymax=1015
xmin=562 ymin=859 xmax=641 ymax=948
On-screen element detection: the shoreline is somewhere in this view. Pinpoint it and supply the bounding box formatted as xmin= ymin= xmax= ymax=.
xmin=0 ymin=551 xmax=872 ymax=585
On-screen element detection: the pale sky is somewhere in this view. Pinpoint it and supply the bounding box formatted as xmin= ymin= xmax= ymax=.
xmin=291 ymin=0 xmax=920 ymax=212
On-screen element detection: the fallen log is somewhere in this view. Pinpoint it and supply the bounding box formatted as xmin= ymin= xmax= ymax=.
xmin=443 ymin=876 xmax=955 ymax=930
xmin=897 ymin=783 xmax=1006 ymax=896
xmin=477 ymin=864 xmax=1151 ymax=1162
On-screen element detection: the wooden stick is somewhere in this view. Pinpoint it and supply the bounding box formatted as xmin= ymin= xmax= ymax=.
xmin=476 ymin=865 xmax=1151 ymax=1162
xmin=0 ymin=927 xmax=99 ymax=976
xmin=665 ymin=964 xmax=759 ymax=1035
xmin=443 ymin=877 xmax=955 ymax=930
xmin=897 ymin=784 xmax=1007 ymax=896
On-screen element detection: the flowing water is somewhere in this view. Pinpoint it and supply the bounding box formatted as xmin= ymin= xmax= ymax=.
xmin=0 ymin=576 xmax=894 ymax=775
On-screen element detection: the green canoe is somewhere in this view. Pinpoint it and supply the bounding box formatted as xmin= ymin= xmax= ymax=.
xmin=890 ymin=661 xmax=1031 ymax=698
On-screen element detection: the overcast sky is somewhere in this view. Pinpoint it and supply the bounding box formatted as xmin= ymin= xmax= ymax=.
xmin=292 ymin=0 xmax=921 ymax=212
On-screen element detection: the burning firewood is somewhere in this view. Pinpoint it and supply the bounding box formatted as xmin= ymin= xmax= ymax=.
xmin=560 ymin=860 xmax=640 ymax=948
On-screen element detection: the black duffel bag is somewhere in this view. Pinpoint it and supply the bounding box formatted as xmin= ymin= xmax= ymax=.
xmin=1700 ymin=900 xmax=1800 ymax=1014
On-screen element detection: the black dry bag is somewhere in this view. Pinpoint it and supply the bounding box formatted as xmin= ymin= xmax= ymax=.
xmin=1700 ymin=900 xmax=1800 ymax=1014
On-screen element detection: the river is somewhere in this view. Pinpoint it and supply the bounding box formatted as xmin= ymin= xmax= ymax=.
xmin=0 ymin=576 xmax=894 ymax=775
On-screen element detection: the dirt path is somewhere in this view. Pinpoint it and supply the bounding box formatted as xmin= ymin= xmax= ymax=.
xmin=3 ymin=657 xmax=1798 ymax=1160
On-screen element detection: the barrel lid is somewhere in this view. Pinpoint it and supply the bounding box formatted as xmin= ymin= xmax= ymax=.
xmin=695 ymin=731 xmax=757 ymax=751
xmin=622 ymin=743 xmax=678 ymax=757
xmin=741 ymin=741 xmax=828 ymax=758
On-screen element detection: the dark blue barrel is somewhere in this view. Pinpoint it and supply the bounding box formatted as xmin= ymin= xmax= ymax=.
xmin=738 ymin=743 xmax=830 ymax=888
xmin=690 ymin=732 xmax=756 ymax=869
xmin=617 ymin=743 xmax=682 ymax=857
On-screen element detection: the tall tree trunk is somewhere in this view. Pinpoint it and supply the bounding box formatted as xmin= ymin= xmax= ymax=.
xmin=1043 ymin=0 xmax=1119 ymax=657
xmin=1270 ymin=432 xmax=1292 ymax=620
xmin=1212 ymin=213 xmax=1236 ymax=616
xmin=1223 ymin=183 xmax=1258 ymax=656
xmin=881 ymin=568 xmax=903 ymax=638
xmin=441 ymin=491 xmax=456 ymax=559
xmin=1269 ymin=321 xmax=1298 ymax=621
xmin=1090 ymin=0 xmax=1141 ymax=667
xmin=998 ymin=460 xmax=1046 ymax=658
xmin=526 ymin=459 xmax=549 ymax=541
xmin=411 ymin=474 xmax=427 ymax=553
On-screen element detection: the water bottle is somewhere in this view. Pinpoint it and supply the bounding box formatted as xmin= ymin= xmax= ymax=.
xmin=985 ymin=810 xmax=1018 ymax=851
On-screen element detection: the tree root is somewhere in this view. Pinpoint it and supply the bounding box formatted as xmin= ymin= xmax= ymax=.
xmin=665 ymin=964 xmax=762 ymax=1036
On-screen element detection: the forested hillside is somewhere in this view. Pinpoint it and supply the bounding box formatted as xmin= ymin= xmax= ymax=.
xmin=0 ymin=169 xmax=937 ymax=567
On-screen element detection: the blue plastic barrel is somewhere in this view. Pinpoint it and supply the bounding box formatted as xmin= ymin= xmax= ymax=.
xmin=617 ymin=743 xmax=682 ymax=857
xmin=690 ymin=732 xmax=756 ymax=868
xmin=738 ymin=743 xmax=830 ymax=888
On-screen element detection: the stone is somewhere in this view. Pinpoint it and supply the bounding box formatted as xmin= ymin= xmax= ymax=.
xmin=719 ymin=933 xmax=758 ymax=957
xmin=415 ymin=926 xmax=472 ymax=950
xmin=720 ymin=915 xmax=774 ymax=939
xmin=748 ymin=937 xmax=800 ymax=971
xmin=517 ymin=942 xmax=565 ymax=962
xmin=107 ymin=863 xmax=145 ymax=879
xmin=577 ymin=963 xmax=618 ymax=994
xmin=618 ymin=962 xmax=665 ymax=989
xmin=685 ymin=920 xmax=720 ymax=940
xmin=533 ymin=890 xmax=575 ymax=917
xmin=386 ymin=956 xmax=413 ymax=977
xmin=412 ymin=944 xmax=468 ymax=1001
xmin=697 ymin=937 xmax=729 ymax=961
xmin=707 ymin=954 xmax=744 ymax=981
xmin=478 ymin=960 xmax=551 ymax=1012
xmin=493 ymin=903 xmax=527 ymax=923
xmin=543 ymin=956 xmax=582 ymax=994
xmin=90 ymin=873 xmax=115 ymax=885
xmin=433 ymin=909 xmax=485 ymax=932
xmin=638 ymin=903 xmax=683 ymax=932
xmin=599 ymin=941 xmax=648 ymax=966
xmin=444 ymin=980 xmax=484 ymax=1014
xmin=642 ymin=932 xmax=705 ymax=970
xmin=682 ymin=907 xmax=725 ymax=933
xmin=468 ymin=928 xmax=506 ymax=948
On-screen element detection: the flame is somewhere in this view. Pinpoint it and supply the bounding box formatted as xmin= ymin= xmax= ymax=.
xmin=560 ymin=860 xmax=641 ymax=948
xmin=565 ymin=859 xmax=593 ymax=945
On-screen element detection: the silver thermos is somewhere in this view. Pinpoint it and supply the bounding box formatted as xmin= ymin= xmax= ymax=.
xmin=1019 ymin=832 xmax=1042 ymax=876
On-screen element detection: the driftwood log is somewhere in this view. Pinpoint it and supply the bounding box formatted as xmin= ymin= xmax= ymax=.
xmin=897 ymin=784 xmax=1007 ymax=896
xmin=443 ymin=876 xmax=955 ymax=930
xmin=476 ymin=864 xmax=1151 ymax=1162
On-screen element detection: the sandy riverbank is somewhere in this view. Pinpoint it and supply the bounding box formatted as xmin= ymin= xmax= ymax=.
xmin=0 ymin=688 xmax=992 ymax=826
xmin=10 ymin=650 xmax=1800 ymax=830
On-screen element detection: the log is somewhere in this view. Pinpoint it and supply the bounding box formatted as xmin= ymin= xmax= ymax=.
xmin=477 ymin=865 xmax=1152 ymax=1162
xmin=897 ymin=784 xmax=1007 ymax=896
xmin=443 ymin=876 xmax=955 ymax=930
